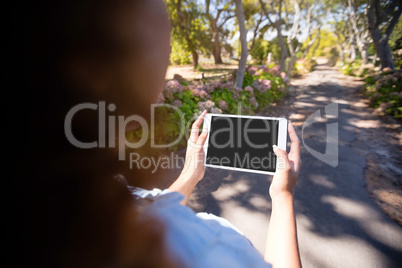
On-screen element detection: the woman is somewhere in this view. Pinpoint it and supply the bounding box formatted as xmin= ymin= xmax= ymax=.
xmin=13 ymin=0 xmax=302 ymax=267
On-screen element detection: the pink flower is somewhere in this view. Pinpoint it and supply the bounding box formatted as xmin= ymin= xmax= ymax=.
xmin=163 ymin=90 xmax=174 ymax=101
xmin=221 ymin=81 xmax=235 ymax=90
xmin=173 ymin=100 xmax=182 ymax=107
xmin=163 ymin=79 xmax=183 ymax=100
xmin=164 ymin=79 xmax=183 ymax=93
xmin=245 ymin=86 xmax=254 ymax=95
xmin=204 ymin=81 xmax=223 ymax=93
xmin=267 ymin=66 xmax=280 ymax=76
xmin=192 ymin=89 xmax=201 ymax=97
xmin=247 ymin=66 xmax=259 ymax=75
xmin=262 ymin=79 xmax=271 ymax=87
xmin=199 ymin=90 xmax=209 ymax=99
xmin=156 ymin=93 xmax=165 ymax=104
xmin=210 ymin=107 xmax=223 ymax=114
xmin=252 ymin=79 xmax=271 ymax=93
xmin=218 ymin=100 xmax=228 ymax=110
xmin=249 ymin=97 xmax=258 ymax=107
xmin=280 ymin=72 xmax=287 ymax=78
xmin=197 ymin=100 xmax=215 ymax=111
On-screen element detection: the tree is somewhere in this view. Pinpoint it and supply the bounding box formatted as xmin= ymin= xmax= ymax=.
xmin=331 ymin=7 xmax=348 ymax=61
xmin=259 ymin=0 xmax=289 ymax=72
xmin=250 ymin=38 xmax=270 ymax=63
xmin=205 ymin=0 xmax=235 ymax=64
xmin=367 ymin=0 xmax=402 ymax=69
xmin=302 ymin=2 xmax=322 ymax=58
xmin=283 ymin=0 xmax=303 ymax=77
xmin=235 ymin=0 xmax=248 ymax=88
xmin=347 ymin=0 xmax=371 ymax=64
xmin=166 ymin=0 xmax=210 ymax=69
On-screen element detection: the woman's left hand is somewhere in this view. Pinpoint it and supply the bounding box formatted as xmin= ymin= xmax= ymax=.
xmin=181 ymin=110 xmax=208 ymax=182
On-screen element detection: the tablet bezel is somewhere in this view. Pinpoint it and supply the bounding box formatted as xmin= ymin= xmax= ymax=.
xmin=202 ymin=113 xmax=288 ymax=175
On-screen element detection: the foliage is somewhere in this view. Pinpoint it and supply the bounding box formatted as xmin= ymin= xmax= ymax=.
xmin=166 ymin=0 xmax=211 ymax=66
xmin=295 ymin=58 xmax=317 ymax=75
xmin=170 ymin=38 xmax=191 ymax=65
xmin=304 ymin=29 xmax=338 ymax=59
xmin=249 ymin=38 xmax=270 ymax=64
xmin=339 ymin=60 xmax=376 ymax=77
xmin=389 ymin=19 xmax=402 ymax=51
xmin=268 ymin=38 xmax=286 ymax=63
xmin=340 ymin=60 xmax=361 ymax=76
xmin=126 ymin=68 xmax=290 ymax=154
xmin=364 ymin=69 xmax=402 ymax=118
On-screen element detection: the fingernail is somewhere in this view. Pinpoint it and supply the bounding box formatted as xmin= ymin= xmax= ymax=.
xmin=272 ymin=145 xmax=278 ymax=151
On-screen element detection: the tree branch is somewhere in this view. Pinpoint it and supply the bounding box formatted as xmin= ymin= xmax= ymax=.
xmin=385 ymin=2 xmax=402 ymax=37
xmin=218 ymin=15 xmax=235 ymax=30
xmin=250 ymin=13 xmax=264 ymax=50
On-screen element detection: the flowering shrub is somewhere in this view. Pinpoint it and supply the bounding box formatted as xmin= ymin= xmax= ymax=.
xmin=295 ymin=58 xmax=317 ymax=75
xmin=128 ymin=67 xmax=290 ymax=153
xmin=364 ymin=69 xmax=402 ymax=118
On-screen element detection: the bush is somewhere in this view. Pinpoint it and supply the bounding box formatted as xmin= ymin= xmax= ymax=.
xmin=339 ymin=60 xmax=375 ymax=77
xmin=127 ymin=68 xmax=290 ymax=154
xmin=364 ymin=69 xmax=402 ymax=118
xmin=170 ymin=39 xmax=191 ymax=65
xmin=295 ymin=58 xmax=317 ymax=75
xmin=249 ymin=39 xmax=270 ymax=64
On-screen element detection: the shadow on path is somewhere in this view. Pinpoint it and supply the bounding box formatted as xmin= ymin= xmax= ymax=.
xmin=187 ymin=64 xmax=402 ymax=268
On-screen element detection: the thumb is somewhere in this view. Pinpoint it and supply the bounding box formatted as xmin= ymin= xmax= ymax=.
xmin=273 ymin=145 xmax=290 ymax=171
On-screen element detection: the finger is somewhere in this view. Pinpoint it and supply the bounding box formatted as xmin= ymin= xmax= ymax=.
xmin=196 ymin=129 xmax=208 ymax=147
xmin=190 ymin=110 xmax=207 ymax=142
xmin=288 ymin=122 xmax=300 ymax=159
xmin=273 ymin=145 xmax=290 ymax=171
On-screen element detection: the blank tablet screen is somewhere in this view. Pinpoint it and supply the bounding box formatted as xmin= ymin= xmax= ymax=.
xmin=206 ymin=116 xmax=279 ymax=172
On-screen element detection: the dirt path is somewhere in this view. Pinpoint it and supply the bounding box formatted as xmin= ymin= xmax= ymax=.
xmin=186 ymin=64 xmax=402 ymax=267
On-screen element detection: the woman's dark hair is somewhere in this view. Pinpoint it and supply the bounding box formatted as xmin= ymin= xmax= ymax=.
xmin=9 ymin=0 xmax=171 ymax=267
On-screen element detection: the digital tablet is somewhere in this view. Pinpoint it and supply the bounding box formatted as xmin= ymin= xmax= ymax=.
xmin=202 ymin=114 xmax=288 ymax=175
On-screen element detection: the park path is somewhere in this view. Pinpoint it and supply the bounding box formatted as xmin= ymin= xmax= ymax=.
xmin=187 ymin=64 xmax=402 ymax=267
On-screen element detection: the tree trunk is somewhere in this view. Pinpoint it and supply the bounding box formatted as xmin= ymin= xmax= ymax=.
xmin=339 ymin=42 xmax=346 ymax=61
xmin=286 ymin=0 xmax=301 ymax=78
xmin=235 ymin=0 xmax=248 ymax=89
xmin=258 ymin=0 xmax=288 ymax=72
xmin=349 ymin=43 xmax=356 ymax=61
xmin=367 ymin=0 xmax=401 ymax=70
xmin=368 ymin=21 xmax=394 ymax=69
xmin=361 ymin=43 xmax=369 ymax=64
xmin=287 ymin=37 xmax=297 ymax=77
xmin=191 ymin=51 xmax=199 ymax=69
xmin=376 ymin=37 xmax=395 ymax=69
xmin=277 ymin=30 xmax=288 ymax=72
xmin=338 ymin=46 xmax=344 ymax=61
xmin=212 ymin=25 xmax=223 ymax=64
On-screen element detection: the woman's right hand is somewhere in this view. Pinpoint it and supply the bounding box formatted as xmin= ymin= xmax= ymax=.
xmin=269 ymin=122 xmax=302 ymax=199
